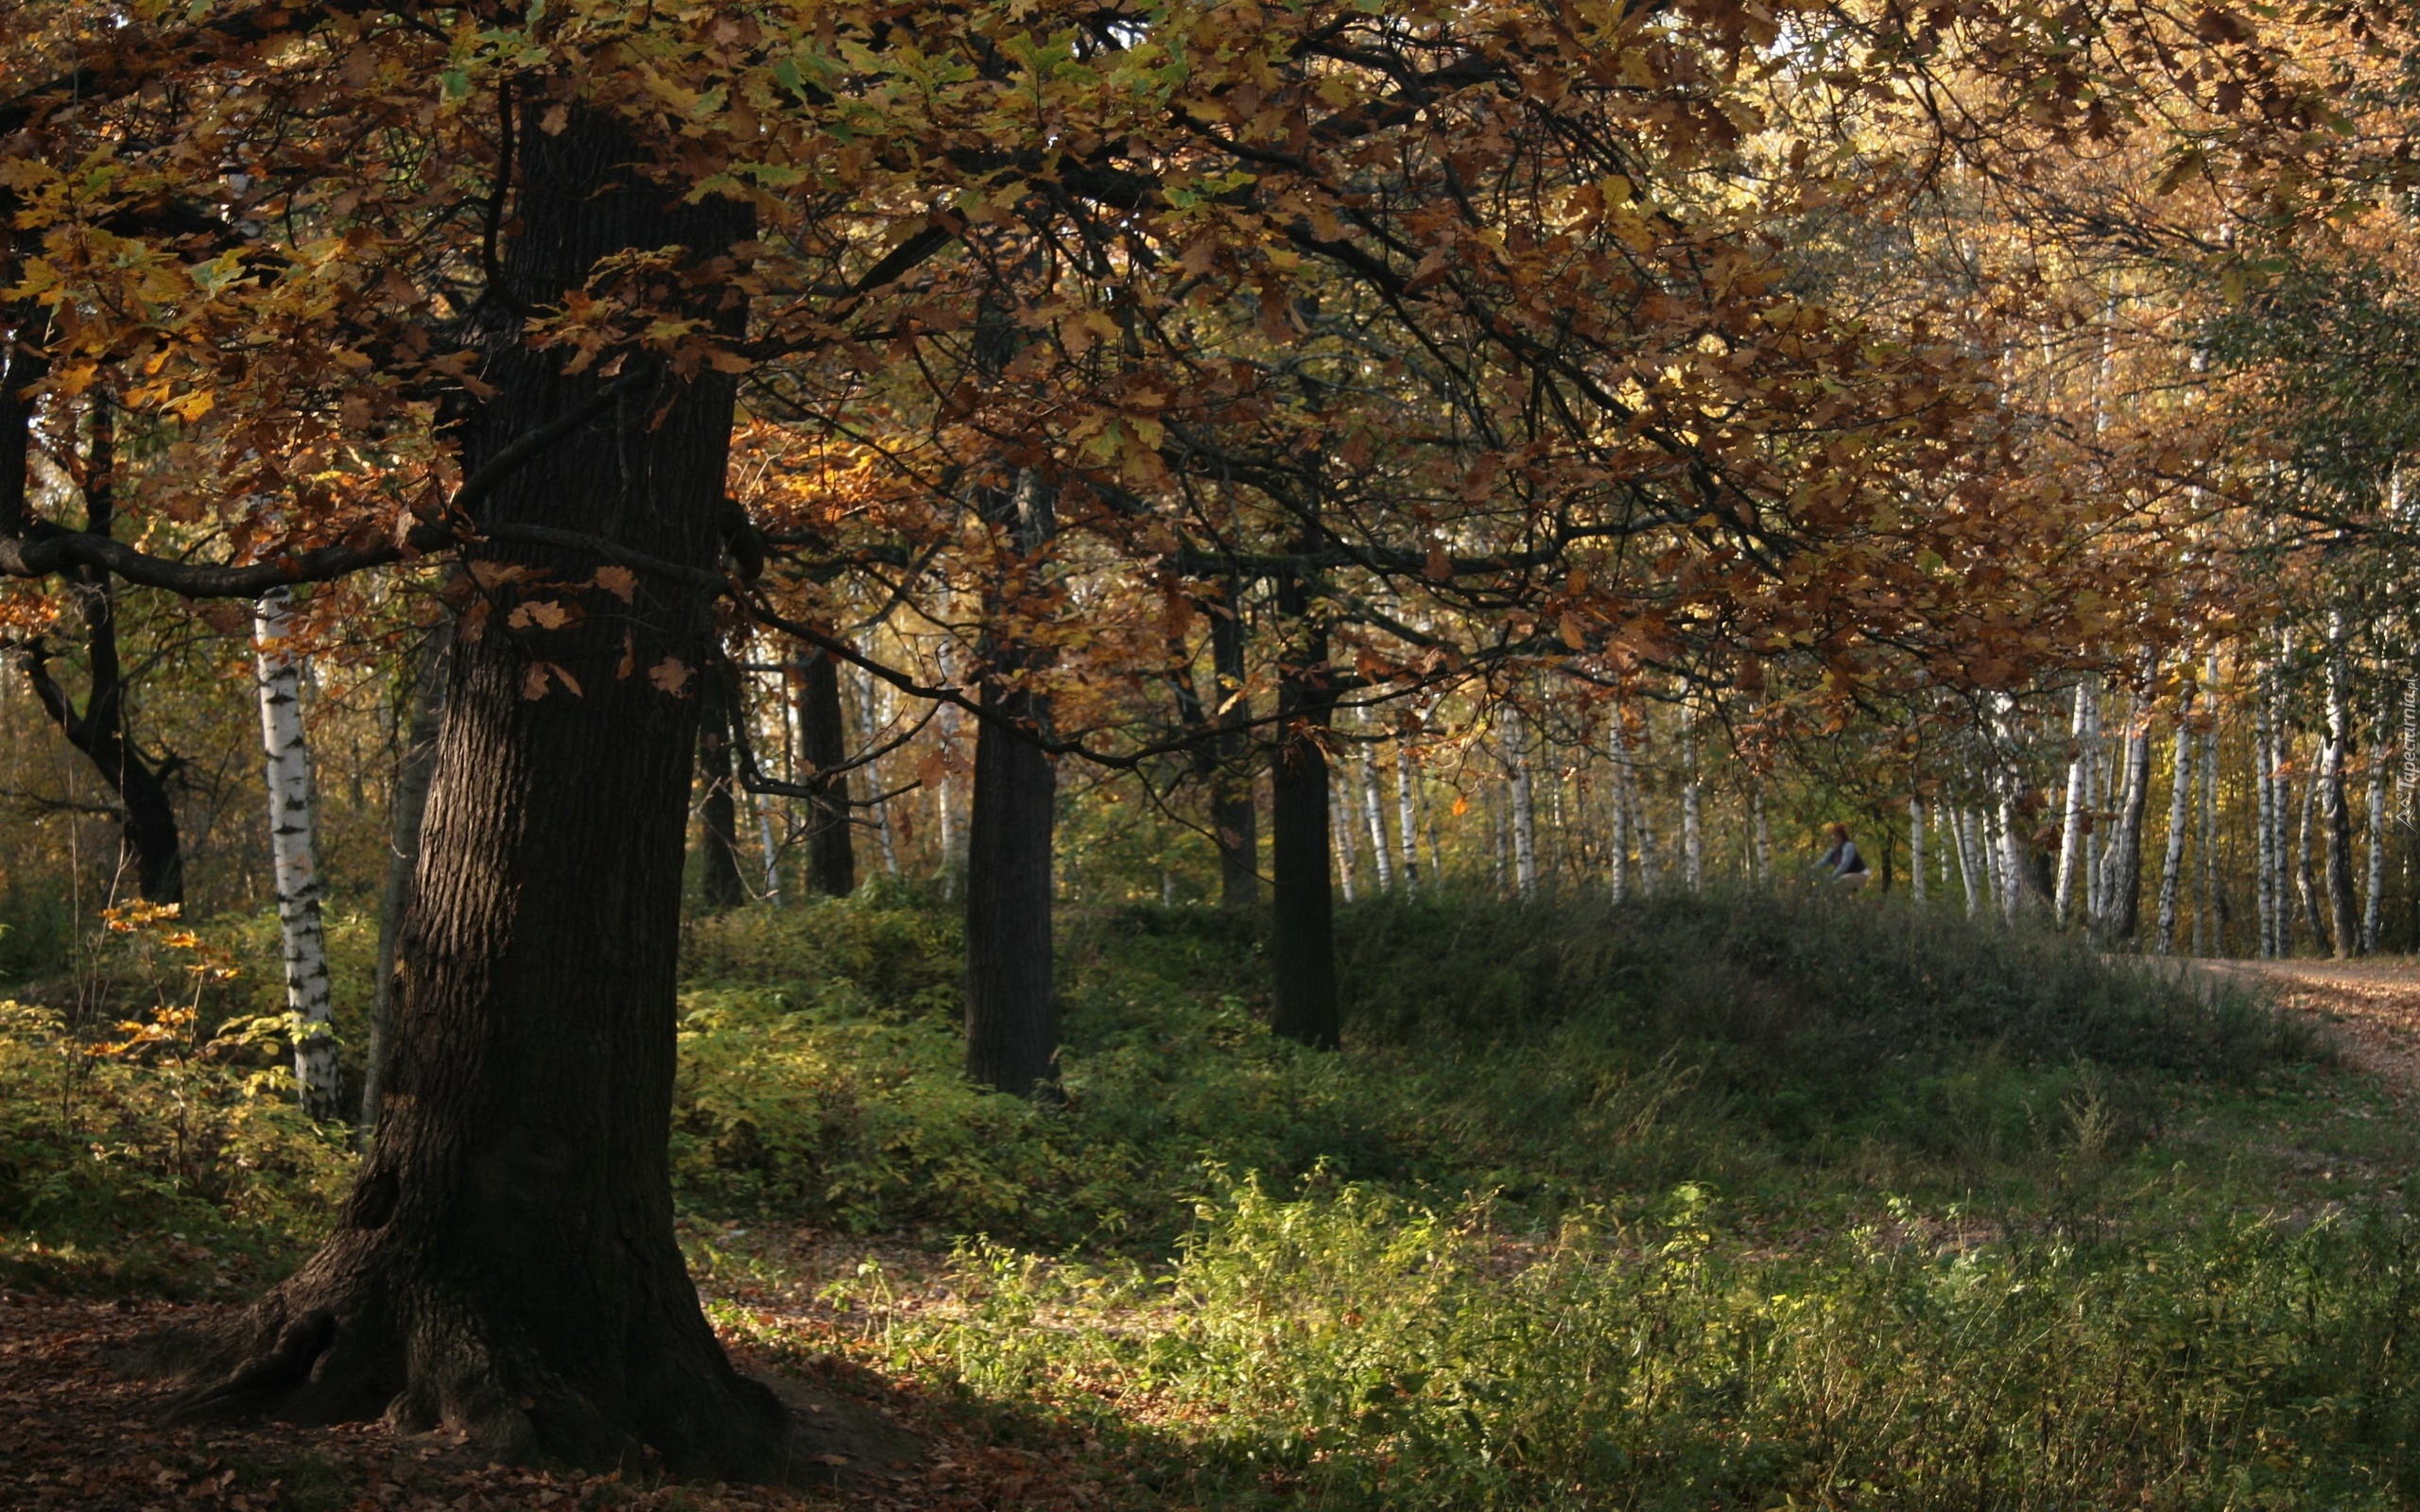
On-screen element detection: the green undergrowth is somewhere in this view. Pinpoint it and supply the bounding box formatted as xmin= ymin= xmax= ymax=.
xmin=4 ymin=880 xmax=2418 ymax=1503
xmin=672 ymin=884 xmax=2353 ymax=1248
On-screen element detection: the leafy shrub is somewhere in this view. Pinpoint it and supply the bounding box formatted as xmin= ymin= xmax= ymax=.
xmin=857 ymin=1178 xmax=2420 ymax=1509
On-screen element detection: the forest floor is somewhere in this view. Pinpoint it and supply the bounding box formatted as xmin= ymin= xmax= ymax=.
xmin=2187 ymin=955 xmax=2420 ymax=1096
xmin=9 ymin=893 xmax=2420 ymax=1509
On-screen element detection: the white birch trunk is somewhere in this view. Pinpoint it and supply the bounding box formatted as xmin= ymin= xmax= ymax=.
xmin=1909 ymin=796 xmax=1926 ymax=905
xmin=1506 ymin=710 xmax=1538 ymax=898
xmin=1394 ymin=751 xmax=1421 ymax=894
xmin=1333 ymin=776 xmax=1360 ymax=902
xmin=1360 ymin=747 xmax=1393 ymax=890
xmin=2365 ymin=696 xmax=2389 ymax=954
xmin=2256 ymin=693 xmax=2277 ymax=958
xmin=1679 ymin=700 xmax=1703 ymax=892
xmin=2197 ymin=651 xmax=2221 ymax=956
xmin=2154 ymin=688 xmax=2194 ymax=954
xmin=1608 ymin=714 xmax=1634 ymax=901
xmin=1953 ymin=804 xmax=1981 ymax=916
xmin=253 ymin=588 xmax=337 ymax=1121
xmin=2055 ymin=678 xmax=2095 ymax=925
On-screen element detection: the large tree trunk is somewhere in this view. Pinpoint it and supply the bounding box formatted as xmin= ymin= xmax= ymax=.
xmin=795 ymin=650 xmax=856 ymax=896
xmin=964 ymin=471 xmax=1058 ymax=1095
xmin=1268 ymin=565 xmax=1338 ymax=1049
xmin=365 ymin=619 xmax=450 ymax=1140
xmin=253 ymin=587 xmax=338 ymax=1120
xmin=694 ymin=663 xmax=749 ymax=910
xmin=964 ymin=674 xmax=1057 ymax=1094
xmin=164 ymin=105 xmax=808 ymax=1480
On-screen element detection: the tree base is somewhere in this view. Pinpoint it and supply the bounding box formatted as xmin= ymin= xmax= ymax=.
xmin=150 ymin=1246 xmax=919 ymax=1486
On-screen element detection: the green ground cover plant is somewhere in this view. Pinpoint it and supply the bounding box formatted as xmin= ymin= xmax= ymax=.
xmin=2 ymin=885 xmax=2414 ymax=1504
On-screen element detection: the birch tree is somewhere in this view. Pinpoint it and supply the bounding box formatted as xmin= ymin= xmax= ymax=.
xmin=252 ymin=587 xmax=337 ymax=1122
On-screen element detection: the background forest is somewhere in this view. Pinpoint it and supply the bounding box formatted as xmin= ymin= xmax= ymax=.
xmin=9 ymin=0 xmax=2420 ymax=1505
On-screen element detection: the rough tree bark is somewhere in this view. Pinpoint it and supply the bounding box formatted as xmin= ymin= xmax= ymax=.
xmin=365 ymin=619 xmax=450 ymax=1141
xmin=694 ymin=662 xmax=749 ymax=910
xmin=163 ymin=105 xmax=817 ymax=1480
xmin=795 ymin=650 xmax=856 ymax=896
xmin=1269 ymin=559 xmax=1339 ymax=1049
xmin=964 ymin=471 xmax=1058 ymax=1096
xmin=253 ymin=587 xmax=338 ymax=1121
xmin=9 ymin=396 xmax=186 ymax=904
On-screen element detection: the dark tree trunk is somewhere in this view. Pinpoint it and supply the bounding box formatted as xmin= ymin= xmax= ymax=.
xmin=364 ymin=618 xmax=450 ymax=1141
xmin=963 ymin=472 xmax=1058 ymax=1095
xmin=9 ymin=396 xmax=184 ymax=904
xmin=1212 ymin=591 xmax=1260 ymax=910
xmin=1268 ymin=567 xmax=1338 ymax=1049
xmin=164 ymin=106 xmax=811 ymax=1480
xmin=965 ymin=677 xmax=1057 ymax=1094
xmin=796 ymin=650 xmax=856 ymax=896
xmin=695 ymin=663 xmax=748 ymax=910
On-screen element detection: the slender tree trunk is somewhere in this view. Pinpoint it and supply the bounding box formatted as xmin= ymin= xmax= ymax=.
xmin=1608 ymin=714 xmax=1634 ymax=902
xmin=1269 ymin=561 xmax=1338 ymax=1049
xmin=2155 ymin=687 xmax=2194 ymax=954
xmin=1332 ymin=773 xmax=1360 ymax=902
xmin=2366 ymin=690 xmax=2390 ymax=954
xmin=2296 ymin=764 xmax=2326 ymax=954
xmin=796 ymin=650 xmax=856 ymax=896
xmin=1359 ymin=746 xmax=1392 ymax=890
xmin=8 ymin=396 xmax=185 ymax=903
xmin=1680 ymin=699 xmax=1703 ymax=892
xmin=2099 ymin=689 xmax=2152 ymax=941
xmin=2323 ymin=613 xmax=2359 ymax=955
xmin=366 ymin=618 xmax=451 ymax=1142
xmin=857 ymin=664 xmax=901 ymax=875
xmin=1211 ymin=592 xmax=1259 ymax=909
xmin=1393 ymin=747 xmax=1420 ymax=895
xmin=694 ymin=664 xmax=748 ymax=910
xmin=2256 ymin=691 xmax=2278 ymax=958
xmin=165 ymin=106 xmax=806 ymax=1479
xmin=2197 ymin=651 xmax=2221 ymax=955
xmin=965 ymin=472 xmax=1058 ymax=1095
xmin=1954 ymin=804 xmax=1981 ymax=916
xmin=253 ymin=587 xmax=337 ymax=1121
xmin=1909 ymin=795 xmax=1927 ymax=904
xmin=1506 ymin=707 xmax=1537 ymax=898
xmin=1754 ymin=782 xmax=1772 ymax=885
xmin=2056 ymin=677 xmax=2095 ymax=925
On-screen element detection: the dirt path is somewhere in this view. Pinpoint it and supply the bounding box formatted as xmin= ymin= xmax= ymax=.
xmin=2185 ymin=956 xmax=2420 ymax=1096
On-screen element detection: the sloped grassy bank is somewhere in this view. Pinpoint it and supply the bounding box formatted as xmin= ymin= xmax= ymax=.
xmin=678 ymin=887 xmax=2420 ymax=1507
xmin=4 ymin=885 xmax=2417 ymax=1503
